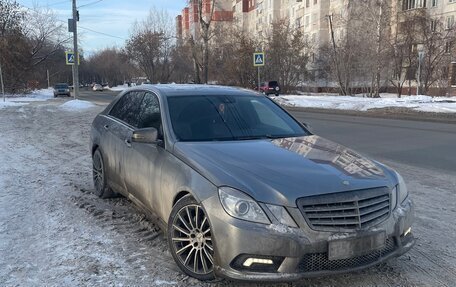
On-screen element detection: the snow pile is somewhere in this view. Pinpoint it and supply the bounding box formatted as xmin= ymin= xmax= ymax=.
xmin=275 ymin=94 xmax=456 ymax=113
xmin=59 ymin=100 xmax=96 ymax=111
xmin=109 ymin=84 xmax=128 ymax=91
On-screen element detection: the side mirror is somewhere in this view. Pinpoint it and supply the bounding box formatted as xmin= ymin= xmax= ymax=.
xmin=132 ymin=127 xmax=159 ymax=144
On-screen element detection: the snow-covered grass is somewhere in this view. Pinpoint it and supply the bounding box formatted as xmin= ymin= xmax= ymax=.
xmin=1 ymin=88 xmax=54 ymax=109
xmin=0 ymin=101 xmax=27 ymax=109
xmin=59 ymin=100 xmax=96 ymax=111
xmin=275 ymin=93 xmax=456 ymax=113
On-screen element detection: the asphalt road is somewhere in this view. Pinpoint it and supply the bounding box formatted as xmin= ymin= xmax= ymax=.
xmin=76 ymin=88 xmax=119 ymax=104
xmin=78 ymin=90 xmax=456 ymax=174
xmin=293 ymin=111 xmax=456 ymax=174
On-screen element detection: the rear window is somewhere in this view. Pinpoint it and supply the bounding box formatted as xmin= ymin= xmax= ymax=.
xmin=268 ymin=81 xmax=278 ymax=86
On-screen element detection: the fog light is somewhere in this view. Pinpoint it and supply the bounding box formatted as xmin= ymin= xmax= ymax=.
xmin=243 ymin=258 xmax=274 ymax=267
xmin=404 ymin=227 xmax=412 ymax=237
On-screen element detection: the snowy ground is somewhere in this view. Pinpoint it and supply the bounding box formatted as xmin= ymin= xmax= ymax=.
xmin=274 ymin=93 xmax=456 ymax=114
xmin=105 ymin=85 xmax=456 ymax=114
xmin=1 ymin=93 xmax=455 ymax=286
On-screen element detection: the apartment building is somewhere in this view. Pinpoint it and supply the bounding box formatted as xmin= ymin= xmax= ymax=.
xmin=176 ymin=0 xmax=456 ymax=92
xmin=177 ymin=0 xmax=347 ymax=50
xmin=176 ymin=0 xmax=234 ymax=40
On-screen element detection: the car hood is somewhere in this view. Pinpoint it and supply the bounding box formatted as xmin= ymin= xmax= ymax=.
xmin=173 ymin=135 xmax=397 ymax=207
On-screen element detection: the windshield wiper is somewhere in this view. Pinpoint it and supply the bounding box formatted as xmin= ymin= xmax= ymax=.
xmin=233 ymin=135 xmax=280 ymax=140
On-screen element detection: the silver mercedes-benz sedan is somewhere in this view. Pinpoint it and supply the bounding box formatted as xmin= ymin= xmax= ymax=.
xmin=90 ymin=84 xmax=414 ymax=282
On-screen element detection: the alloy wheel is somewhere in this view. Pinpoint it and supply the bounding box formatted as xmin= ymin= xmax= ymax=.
xmin=92 ymin=150 xmax=104 ymax=194
xmin=170 ymin=204 xmax=214 ymax=275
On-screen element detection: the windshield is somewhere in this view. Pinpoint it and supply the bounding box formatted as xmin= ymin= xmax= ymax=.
xmin=168 ymin=94 xmax=307 ymax=141
xmin=55 ymin=84 xmax=68 ymax=89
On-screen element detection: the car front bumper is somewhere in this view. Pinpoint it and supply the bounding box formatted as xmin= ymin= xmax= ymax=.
xmin=202 ymin=195 xmax=415 ymax=282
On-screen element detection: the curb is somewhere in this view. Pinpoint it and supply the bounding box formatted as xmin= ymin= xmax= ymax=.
xmin=283 ymin=106 xmax=456 ymax=124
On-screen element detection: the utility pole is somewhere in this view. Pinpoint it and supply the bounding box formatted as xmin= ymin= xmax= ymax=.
xmin=0 ymin=62 xmax=5 ymax=102
xmin=47 ymin=69 xmax=50 ymax=88
xmin=72 ymin=0 xmax=79 ymax=99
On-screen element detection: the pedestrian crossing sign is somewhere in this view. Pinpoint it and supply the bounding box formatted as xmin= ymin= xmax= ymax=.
xmin=65 ymin=51 xmax=79 ymax=65
xmin=253 ymin=52 xmax=265 ymax=67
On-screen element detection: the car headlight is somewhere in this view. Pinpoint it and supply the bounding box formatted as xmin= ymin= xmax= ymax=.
xmin=265 ymin=204 xmax=298 ymax=228
xmin=218 ymin=187 xmax=270 ymax=224
xmin=395 ymin=171 xmax=409 ymax=205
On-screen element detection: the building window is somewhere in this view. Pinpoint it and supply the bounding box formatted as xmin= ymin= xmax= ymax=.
xmin=447 ymin=15 xmax=455 ymax=29
xmin=450 ymin=63 xmax=456 ymax=86
xmin=306 ymin=0 xmax=310 ymax=8
xmin=431 ymin=19 xmax=437 ymax=31
xmin=402 ymin=0 xmax=426 ymax=10
xmin=445 ymin=41 xmax=453 ymax=53
xmin=431 ymin=0 xmax=437 ymax=7
xmin=314 ymin=0 xmax=318 ymax=4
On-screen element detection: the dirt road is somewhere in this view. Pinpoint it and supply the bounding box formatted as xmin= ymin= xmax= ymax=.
xmin=0 ymin=99 xmax=455 ymax=286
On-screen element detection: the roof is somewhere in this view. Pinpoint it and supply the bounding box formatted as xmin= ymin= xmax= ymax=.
xmin=137 ymin=84 xmax=260 ymax=97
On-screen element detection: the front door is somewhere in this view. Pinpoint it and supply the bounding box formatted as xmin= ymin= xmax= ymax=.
xmin=105 ymin=91 xmax=145 ymax=194
xmin=123 ymin=91 xmax=165 ymax=211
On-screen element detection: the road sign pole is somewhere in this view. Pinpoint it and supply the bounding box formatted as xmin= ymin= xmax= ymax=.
xmin=253 ymin=52 xmax=265 ymax=92
xmin=257 ymin=66 xmax=260 ymax=92
xmin=0 ymin=62 xmax=5 ymax=102
xmin=72 ymin=0 xmax=79 ymax=99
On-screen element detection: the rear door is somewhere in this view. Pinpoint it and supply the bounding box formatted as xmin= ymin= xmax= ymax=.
xmin=104 ymin=91 xmax=144 ymax=193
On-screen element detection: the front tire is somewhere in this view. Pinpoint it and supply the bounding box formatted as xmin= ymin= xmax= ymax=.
xmin=168 ymin=196 xmax=216 ymax=281
xmin=92 ymin=149 xmax=115 ymax=198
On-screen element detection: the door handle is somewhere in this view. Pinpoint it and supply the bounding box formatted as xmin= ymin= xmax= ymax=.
xmin=103 ymin=124 xmax=109 ymax=130
xmin=124 ymin=138 xmax=132 ymax=148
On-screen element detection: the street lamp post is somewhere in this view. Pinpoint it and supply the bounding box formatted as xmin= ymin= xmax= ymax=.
xmin=417 ymin=44 xmax=425 ymax=96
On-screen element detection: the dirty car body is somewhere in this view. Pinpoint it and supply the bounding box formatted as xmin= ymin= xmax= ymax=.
xmin=90 ymin=84 xmax=415 ymax=282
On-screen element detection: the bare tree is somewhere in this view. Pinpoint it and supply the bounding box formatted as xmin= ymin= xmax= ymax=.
xmin=125 ymin=8 xmax=175 ymax=83
xmin=84 ymin=48 xmax=135 ymax=86
xmin=193 ymin=0 xmax=217 ymax=84
xmin=23 ymin=6 xmax=69 ymax=68
xmin=388 ymin=14 xmax=417 ymax=98
xmin=418 ymin=15 xmax=456 ymax=95
xmin=0 ymin=0 xmax=26 ymax=92
xmin=209 ymin=25 xmax=258 ymax=87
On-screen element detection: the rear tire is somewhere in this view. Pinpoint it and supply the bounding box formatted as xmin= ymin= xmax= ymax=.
xmin=168 ymin=195 xmax=216 ymax=281
xmin=92 ymin=149 xmax=115 ymax=198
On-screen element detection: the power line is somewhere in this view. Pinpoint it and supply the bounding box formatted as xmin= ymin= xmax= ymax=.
xmin=48 ymin=0 xmax=71 ymax=7
xmin=19 ymin=3 xmax=126 ymax=41
xmin=78 ymin=25 xmax=126 ymax=40
xmin=77 ymin=0 xmax=104 ymax=9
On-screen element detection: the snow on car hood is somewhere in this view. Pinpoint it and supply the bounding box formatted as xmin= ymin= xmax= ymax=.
xmin=173 ymin=135 xmax=397 ymax=207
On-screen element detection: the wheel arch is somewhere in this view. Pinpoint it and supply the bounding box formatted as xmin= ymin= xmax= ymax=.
xmin=172 ymin=190 xmax=192 ymax=207
xmin=91 ymin=144 xmax=99 ymax=156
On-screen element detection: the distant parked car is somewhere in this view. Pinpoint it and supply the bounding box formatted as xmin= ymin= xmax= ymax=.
xmin=259 ymin=81 xmax=281 ymax=96
xmin=93 ymin=84 xmax=103 ymax=91
xmin=90 ymin=84 xmax=414 ymax=282
xmin=53 ymin=83 xmax=70 ymax=97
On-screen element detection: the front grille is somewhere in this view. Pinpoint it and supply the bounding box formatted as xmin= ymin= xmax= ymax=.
xmin=297 ymin=187 xmax=391 ymax=231
xmin=297 ymin=238 xmax=396 ymax=272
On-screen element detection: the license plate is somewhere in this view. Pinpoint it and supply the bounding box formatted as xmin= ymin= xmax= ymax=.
xmin=328 ymin=232 xmax=386 ymax=261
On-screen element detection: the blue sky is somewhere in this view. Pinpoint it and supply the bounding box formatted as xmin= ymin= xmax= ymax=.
xmin=17 ymin=0 xmax=186 ymax=56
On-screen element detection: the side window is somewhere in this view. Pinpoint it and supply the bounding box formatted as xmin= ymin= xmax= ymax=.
xmin=109 ymin=91 xmax=144 ymax=127
xmin=138 ymin=92 xmax=163 ymax=137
